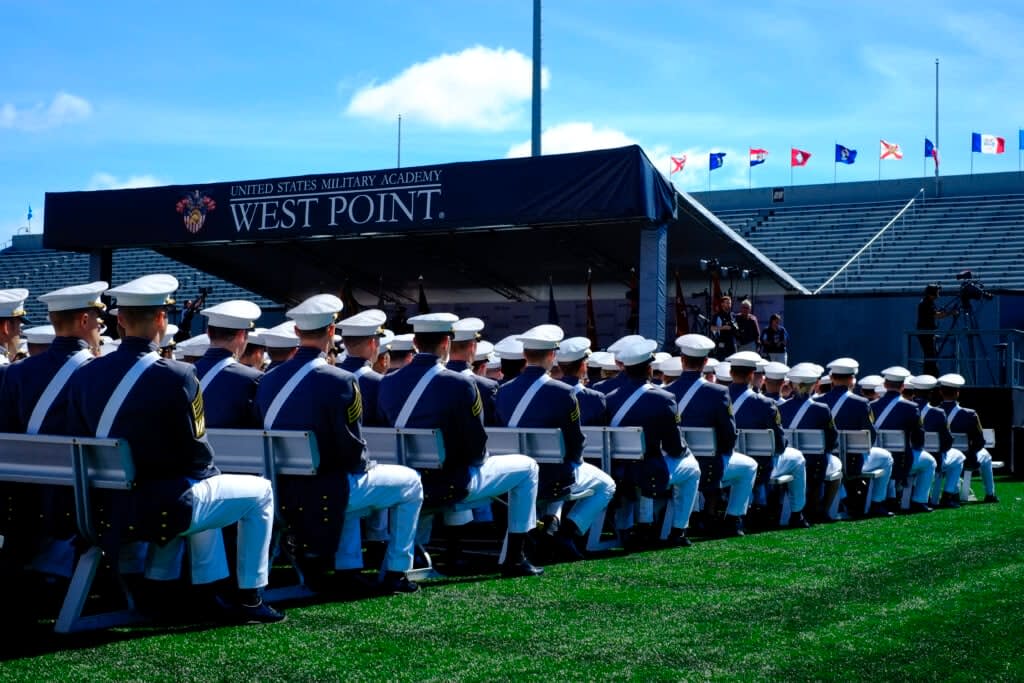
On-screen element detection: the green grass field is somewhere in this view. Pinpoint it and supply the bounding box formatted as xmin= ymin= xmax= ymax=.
xmin=3 ymin=481 xmax=1023 ymax=682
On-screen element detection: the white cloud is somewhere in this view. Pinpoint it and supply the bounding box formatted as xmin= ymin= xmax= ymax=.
xmin=346 ymin=45 xmax=549 ymax=131
xmin=506 ymin=121 xmax=637 ymax=158
xmin=87 ymin=173 xmax=164 ymax=191
xmin=0 ymin=91 xmax=92 ymax=131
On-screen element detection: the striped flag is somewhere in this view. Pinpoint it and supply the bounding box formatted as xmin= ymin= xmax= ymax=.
xmin=880 ymin=140 xmax=903 ymax=160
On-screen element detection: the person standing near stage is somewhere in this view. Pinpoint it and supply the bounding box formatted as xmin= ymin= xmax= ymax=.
xmin=760 ymin=314 xmax=789 ymax=364
xmin=734 ymin=300 xmax=760 ymax=353
xmin=917 ymin=284 xmax=951 ymax=376
xmin=710 ymin=296 xmax=737 ymax=360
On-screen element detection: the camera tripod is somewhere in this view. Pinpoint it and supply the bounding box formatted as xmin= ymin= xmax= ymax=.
xmin=934 ymin=296 xmax=995 ymax=384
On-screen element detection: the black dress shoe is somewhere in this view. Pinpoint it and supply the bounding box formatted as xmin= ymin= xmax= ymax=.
xmin=381 ymin=572 xmax=420 ymax=594
xmin=236 ymin=600 xmax=286 ymax=624
xmin=664 ymin=530 xmax=692 ymax=547
xmin=551 ymin=534 xmax=585 ymax=562
xmin=500 ymin=560 xmax=544 ymax=578
xmin=868 ymin=502 xmax=895 ymax=518
xmin=909 ymin=502 xmax=934 ymax=513
xmin=723 ymin=515 xmax=745 ymax=537
xmin=939 ymin=492 xmax=961 ymax=509
xmin=983 ymin=494 xmax=1000 ymax=504
xmin=789 ymin=512 xmax=811 ymax=529
xmin=331 ymin=570 xmax=384 ymax=598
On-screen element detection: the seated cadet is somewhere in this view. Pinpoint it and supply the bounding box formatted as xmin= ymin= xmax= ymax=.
xmin=667 ymin=334 xmax=757 ymax=537
xmin=871 ymin=366 xmax=936 ymax=512
xmin=159 ymin=324 xmax=179 ymax=360
xmin=857 ymin=375 xmax=883 ymax=401
xmin=471 ymin=339 xmax=494 ymax=377
xmin=493 ymin=335 xmax=526 ymax=383
xmin=193 ymin=301 xmax=264 ymax=428
xmin=938 ymin=373 xmax=998 ymax=503
xmin=751 ymin=359 xmax=768 ymax=393
xmin=779 ymin=363 xmax=843 ymax=522
xmin=255 ymin=294 xmax=423 ymax=594
xmin=0 ymin=288 xmax=29 ymax=381
xmin=338 ymin=309 xmax=389 ymax=427
xmin=910 ymin=375 xmax=964 ymax=508
xmin=65 ymin=275 xmax=282 ymax=623
xmin=386 ymin=333 xmax=415 ymax=372
xmin=495 ymin=325 xmax=615 ymax=561
xmin=261 ymin=321 xmax=299 ymax=372
xmin=702 ymin=357 xmax=719 ymax=383
xmin=378 ymin=313 xmax=543 ymax=577
xmin=761 ymin=361 xmax=789 ymax=404
xmin=0 ymin=282 xmax=105 ymax=588
xmin=447 ymin=318 xmax=499 ymax=426
xmin=726 ymin=351 xmax=809 ymax=528
xmin=604 ymin=338 xmax=702 ymax=547
xmin=178 ymin=334 xmax=209 ymax=364
xmin=554 ymin=336 xmax=608 ymax=425
xmin=591 ymin=334 xmax=645 ymax=394
xmin=238 ymin=327 xmax=267 ymax=369
xmin=816 ymin=358 xmax=894 ymax=518
xmin=23 ymin=325 xmax=55 ymax=357
xmin=657 ymin=355 xmax=682 ymax=389
xmin=585 ymin=351 xmax=615 ymax=384
xmin=713 ymin=361 xmax=732 ymax=385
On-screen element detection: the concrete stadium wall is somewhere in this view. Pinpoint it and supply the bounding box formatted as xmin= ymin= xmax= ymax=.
xmin=692 ymin=171 xmax=1024 ymax=212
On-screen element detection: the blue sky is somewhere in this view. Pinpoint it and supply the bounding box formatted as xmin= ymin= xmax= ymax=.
xmin=2 ymin=0 xmax=1023 ymax=245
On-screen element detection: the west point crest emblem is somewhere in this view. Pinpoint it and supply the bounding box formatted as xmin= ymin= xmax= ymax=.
xmin=176 ymin=190 xmax=216 ymax=234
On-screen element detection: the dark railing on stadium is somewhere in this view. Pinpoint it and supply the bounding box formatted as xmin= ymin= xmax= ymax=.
xmin=905 ymin=327 xmax=1024 ymax=388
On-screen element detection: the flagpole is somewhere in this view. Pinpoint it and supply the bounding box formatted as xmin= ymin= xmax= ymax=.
xmin=790 ymin=145 xmax=794 ymax=187
xmin=878 ymin=145 xmax=881 ymax=182
xmin=934 ymin=58 xmax=939 ymax=179
xmin=397 ymin=113 xmax=402 ymax=168
xmin=748 ymin=160 xmax=751 ymax=190
xmin=833 ymin=141 xmax=837 ymax=185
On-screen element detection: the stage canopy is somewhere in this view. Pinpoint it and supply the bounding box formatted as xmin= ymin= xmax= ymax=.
xmin=44 ymin=146 xmax=806 ymax=342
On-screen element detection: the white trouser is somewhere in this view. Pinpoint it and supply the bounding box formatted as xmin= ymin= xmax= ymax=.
xmin=146 ymin=474 xmax=274 ymax=589
xmin=974 ymin=448 xmax=996 ymax=495
xmin=364 ymin=509 xmax=390 ymax=542
xmin=544 ymin=461 xmax=616 ymax=535
xmin=899 ymin=450 xmax=937 ymax=504
xmin=447 ymin=454 xmax=539 ymax=534
xmin=863 ymin=447 xmax=894 ymax=503
xmin=335 ymin=464 xmax=423 ymax=572
xmin=771 ymin=447 xmax=807 ymax=513
xmin=721 ymin=452 xmax=759 ymax=517
xmin=938 ymin=449 xmax=966 ymax=494
xmin=637 ymin=453 xmax=702 ymax=529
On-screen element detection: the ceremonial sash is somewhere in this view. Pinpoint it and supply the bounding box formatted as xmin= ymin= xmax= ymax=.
xmin=507 ymin=373 xmax=550 ymax=427
xmin=788 ymin=398 xmax=814 ymax=430
xmin=96 ymin=352 xmax=160 ymax=438
xmin=26 ymin=348 xmax=92 ymax=435
xmin=731 ymin=388 xmax=756 ymax=416
xmin=395 ymin=363 xmax=444 ymax=428
xmin=675 ymin=377 xmax=706 ymax=417
xmin=829 ymin=391 xmax=851 ymax=418
xmin=199 ymin=356 xmax=236 ymax=393
xmin=610 ymin=383 xmax=651 ymax=427
xmin=263 ymin=357 xmax=327 ymax=430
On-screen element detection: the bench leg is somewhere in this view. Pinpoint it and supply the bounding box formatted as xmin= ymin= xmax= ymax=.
xmin=584 ymin=507 xmax=618 ymax=552
xmin=405 ymin=544 xmax=445 ymax=582
xmin=900 ymin=484 xmax=913 ymax=511
xmin=778 ymin=486 xmax=792 ymax=527
xmin=960 ymin=469 xmax=974 ymax=503
xmin=55 ymin=546 xmax=146 ymax=634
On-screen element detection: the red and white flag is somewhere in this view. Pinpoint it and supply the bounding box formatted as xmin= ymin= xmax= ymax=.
xmin=880 ymin=139 xmax=903 ymax=160
xmin=790 ymin=148 xmax=811 ymax=166
xmin=670 ymin=155 xmax=687 ymax=175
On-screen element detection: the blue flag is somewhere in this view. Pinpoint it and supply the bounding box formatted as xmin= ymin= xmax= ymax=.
xmin=1019 ymin=129 xmax=1024 ymax=151
xmin=709 ymin=152 xmax=726 ymax=170
xmin=925 ymin=138 xmax=935 ymax=158
xmin=27 ymin=205 xmax=32 ymax=221
xmin=835 ymin=144 xmax=857 ymax=164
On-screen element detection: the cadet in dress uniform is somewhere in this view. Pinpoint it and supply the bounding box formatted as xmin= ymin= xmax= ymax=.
xmin=493 ymin=335 xmax=526 ymax=383
xmin=378 ymin=313 xmax=543 ymax=577
xmin=386 ymin=333 xmax=415 ymax=372
xmin=555 ymin=337 xmax=608 ymax=426
xmin=657 ymin=355 xmax=683 ymax=388
xmin=337 ymin=309 xmax=389 ymax=427
xmin=447 ymin=318 xmax=499 ymax=426
xmin=254 ymin=295 xmax=423 ymax=594
xmin=871 ymin=366 xmax=936 ymax=512
xmin=0 ymin=289 xmax=29 ymax=382
xmin=590 ymin=334 xmax=644 ymax=395
xmin=494 ymin=326 xmax=615 ymax=560
xmin=726 ymin=351 xmax=809 ymax=528
xmin=159 ymin=324 xmax=179 ymax=360
xmin=938 ymin=373 xmax=998 ymax=503
xmin=22 ymin=325 xmax=55 ymax=357
xmin=193 ymin=301 xmax=264 ymax=429
xmin=816 ymin=358 xmax=894 ymax=518
xmin=761 ymin=361 xmax=789 ymax=404
xmin=911 ymin=375 xmax=965 ymax=508
xmin=0 ymin=282 xmax=105 ymax=586
xmin=65 ymin=275 xmax=282 ymax=623
xmin=373 ymin=329 xmax=394 ymax=375
xmin=666 ymin=334 xmax=757 ymax=536
xmin=261 ymin=321 xmax=299 ymax=372
xmin=604 ymin=338 xmax=702 ymax=547
xmin=714 ymin=361 xmax=732 ymax=385
xmin=238 ymin=327 xmax=267 ymax=369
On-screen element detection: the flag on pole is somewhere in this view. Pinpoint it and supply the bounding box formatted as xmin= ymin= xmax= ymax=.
xmin=674 ymin=270 xmax=689 ymax=337
xmin=670 ymin=155 xmax=687 ymax=175
xmin=547 ymin=277 xmax=560 ymax=325
xmin=1019 ymin=129 xmax=1024 ymax=151
xmin=790 ymin=148 xmax=811 ymax=166
xmin=417 ymin=276 xmax=430 ymax=313
xmin=972 ymin=132 xmax=1005 ymax=154
xmin=585 ymin=268 xmax=598 ymax=350
xmin=925 ymin=138 xmax=940 ymax=168
xmin=879 ymin=140 xmax=903 ymax=160
xmin=835 ymin=144 xmax=857 ymax=164
xmin=749 ymin=148 xmax=767 ymax=166
xmin=709 ymin=152 xmax=726 ymax=170
xmin=27 ymin=205 xmax=33 ymax=221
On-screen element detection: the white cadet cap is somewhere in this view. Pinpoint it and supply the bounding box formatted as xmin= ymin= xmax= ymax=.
xmin=178 ymin=333 xmax=210 ymax=357
xmin=881 ymin=366 xmax=911 ymax=383
xmin=378 ymin=329 xmax=395 ymax=354
xmin=587 ymin=350 xmax=614 ymax=369
xmin=607 ymin=334 xmax=645 ymax=353
xmin=474 ymin=339 xmax=494 ymax=362
xmin=38 ymin=281 xmax=107 ymax=313
xmin=913 ymin=374 xmax=937 ymax=390
xmin=675 ymin=333 xmax=715 ymax=357
xmin=858 ymin=374 xmax=884 ymax=391
xmin=24 ymin=325 xmax=55 ymax=345
xmin=485 ymin=352 xmax=501 ymax=370
xmin=787 ymin=362 xmax=824 ymax=383
xmin=494 ymin=335 xmax=524 ymax=360
xmin=615 ymin=338 xmax=658 ymax=366
xmin=287 ymin=294 xmax=343 ymax=331
xmin=714 ymin=361 xmax=732 ymax=382
xmin=389 ymin=333 xmax=415 ymax=352
xmin=160 ymin=324 xmax=179 ymax=348
xmin=408 ymin=312 xmax=458 ymax=333
xmin=452 ymin=317 xmax=484 ymax=342
xmin=755 ymin=358 xmax=769 ymax=373
xmin=0 ymin=288 xmax=30 ymax=318
xmin=827 ymin=357 xmax=859 ymax=375
xmin=261 ymin=322 xmax=299 ymax=349
xmin=904 ymin=376 xmax=919 ymax=390
xmin=517 ymin=324 xmax=564 ymax=351
xmin=726 ymin=350 xmax=762 ymax=368
xmin=763 ymin=361 xmax=790 ymax=380
xmin=202 ymin=300 xmax=261 ymax=330
xmin=703 ymin=357 xmax=719 ymax=373
xmin=658 ymin=355 xmax=683 ymax=377
xmin=818 ymin=375 xmax=832 ymax=386
xmin=108 ymin=274 xmax=178 ymax=307
xmin=247 ymin=327 xmax=267 ymax=347
xmin=937 ymin=373 xmax=966 ymax=388
xmin=556 ymin=337 xmax=591 ymax=363
xmin=338 ymin=308 xmax=387 ymax=337
xmin=653 ymin=352 xmax=672 ymax=365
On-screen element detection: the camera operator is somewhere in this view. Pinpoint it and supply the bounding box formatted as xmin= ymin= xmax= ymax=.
xmin=916 ymin=284 xmax=951 ymax=376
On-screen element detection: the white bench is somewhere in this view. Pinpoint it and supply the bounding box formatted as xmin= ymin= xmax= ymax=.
xmin=737 ymin=429 xmax=794 ymax=526
xmin=580 ymin=426 xmax=645 ymax=550
xmin=0 ymin=433 xmax=142 ymax=634
xmin=838 ymin=430 xmax=888 ymax=517
xmin=952 ymin=430 xmax=1004 ymax=502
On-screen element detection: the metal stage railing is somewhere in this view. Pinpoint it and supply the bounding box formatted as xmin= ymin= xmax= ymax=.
xmin=906 ymin=328 xmax=1024 ymax=388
